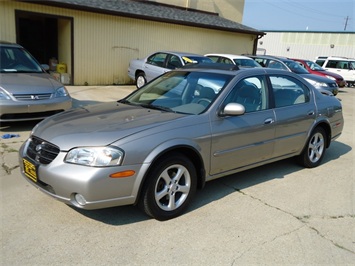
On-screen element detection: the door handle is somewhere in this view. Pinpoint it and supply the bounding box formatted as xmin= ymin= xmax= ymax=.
xmin=264 ymin=118 xmax=274 ymax=124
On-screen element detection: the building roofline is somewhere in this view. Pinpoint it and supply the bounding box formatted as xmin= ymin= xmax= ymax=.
xmin=261 ymin=30 xmax=355 ymax=34
xmin=17 ymin=0 xmax=265 ymax=36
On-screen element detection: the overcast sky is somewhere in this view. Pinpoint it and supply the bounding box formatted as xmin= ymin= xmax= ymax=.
xmin=242 ymin=0 xmax=355 ymax=32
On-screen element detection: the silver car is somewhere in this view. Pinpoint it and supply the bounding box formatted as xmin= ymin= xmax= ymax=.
xmin=0 ymin=41 xmax=72 ymax=122
xmin=127 ymin=51 xmax=213 ymax=88
xmin=19 ymin=66 xmax=344 ymax=220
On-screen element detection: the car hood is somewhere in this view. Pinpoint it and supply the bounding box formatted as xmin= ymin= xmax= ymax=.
xmin=0 ymin=73 xmax=62 ymax=93
xmin=32 ymin=102 xmax=187 ymax=150
xmin=316 ymin=70 xmax=343 ymax=79
xmin=299 ymin=73 xmax=335 ymax=83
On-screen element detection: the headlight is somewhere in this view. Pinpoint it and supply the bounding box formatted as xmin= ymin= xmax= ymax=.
xmin=304 ymin=78 xmax=327 ymax=88
xmin=65 ymin=146 xmax=124 ymax=167
xmin=0 ymin=88 xmax=11 ymax=100
xmin=53 ymin=86 xmax=69 ymax=97
xmin=325 ymin=75 xmax=336 ymax=81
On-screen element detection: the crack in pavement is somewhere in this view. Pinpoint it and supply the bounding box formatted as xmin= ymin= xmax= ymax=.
xmin=224 ymin=183 xmax=355 ymax=260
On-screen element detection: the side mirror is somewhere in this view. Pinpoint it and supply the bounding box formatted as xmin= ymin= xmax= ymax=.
xmin=41 ymin=64 xmax=50 ymax=71
xmin=219 ymin=103 xmax=245 ymax=117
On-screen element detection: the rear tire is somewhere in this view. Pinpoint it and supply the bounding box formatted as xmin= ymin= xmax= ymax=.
xmin=136 ymin=72 xmax=146 ymax=88
xmin=297 ymin=127 xmax=326 ymax=168
xmin=139 ymin=153 xmax=197 ymax=221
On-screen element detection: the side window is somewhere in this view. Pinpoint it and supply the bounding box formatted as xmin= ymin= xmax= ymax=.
xmin=326 ymin=60 xmax=339 ymax=68
xmin=270 ymin=75 xmax=310 ymax=108
xmin=147 ymin=53 xmax=167 ymax=67
xmin=255 ymin=58 xmax=266 ymax=67
xmin=224 ymin=76 xmax=268 ymax=113
xmin=166 ymin=55 xmax=182 ymax=69
xmin=268 ymin=60 xmax=288 ymax=70
xmin=221 ymin=57 xmax=233 ymax=64
xmin=315 ymin=60 xmax=325 ymax=67
xmin=207 ymin=56 xmax=219 ymax=63
xmin=297 ymin=62 xmax=306 ymax=69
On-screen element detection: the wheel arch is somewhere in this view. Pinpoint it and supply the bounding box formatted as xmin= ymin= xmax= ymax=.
xmin=135 ymin=69 xmax=145 ymax=78
xmin=134 ymin=145 xmax=206 ymax=205
xmin=312 ymin=121 xmax=331 ymax=148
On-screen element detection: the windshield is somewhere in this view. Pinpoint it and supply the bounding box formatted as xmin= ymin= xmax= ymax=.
xmin=124 ymin=71 xmax=233 ymax=115
xmin=0 ymin=46 xmax=43 ymax=73
xmin=305 ymin=61 xmax=325 ymax=71
xmin=284 ymin=61 xmax=310 ymax=74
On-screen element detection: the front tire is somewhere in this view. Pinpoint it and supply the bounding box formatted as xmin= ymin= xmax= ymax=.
xmin=139 ymin=153 xmax=197 ymax=221
xmin=297 ymin=127 xmax=327 ymax=168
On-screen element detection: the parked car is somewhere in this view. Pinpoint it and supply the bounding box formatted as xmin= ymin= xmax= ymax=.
xmin=0 ymin=41 xmax=72 ymax=122
xmin=128 ymin=51 xmax=213 ymax=88
xmin=292 ymin=58 xmax=346 ymax=88
xmin=315 ymin=56 xmax=355 ymax=87
xmin=19 ymin=65 xmax=343 ymax=220
xmin=247 ymin=55 xmax=339 ymax=95
xmin=205 ymin=53 xmax=262 ymax=68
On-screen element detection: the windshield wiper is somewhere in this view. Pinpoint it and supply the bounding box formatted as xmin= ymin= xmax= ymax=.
xmin=117 ymin=99 xmax=131 ymax=104
xmin=139 ymin=103 xmax=174 ymax=112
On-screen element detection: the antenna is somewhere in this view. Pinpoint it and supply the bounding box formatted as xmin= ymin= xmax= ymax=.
xmin=344 ymin=16 xmax=351 ymax=31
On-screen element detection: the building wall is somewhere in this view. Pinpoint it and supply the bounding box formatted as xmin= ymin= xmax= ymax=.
xmin=150 ymin=0 xmax=245 ymax=23
xmin=0 ymin=0 xmax=254 ymax=85
xmin=258 ymin=32 xmax=355 ymax=60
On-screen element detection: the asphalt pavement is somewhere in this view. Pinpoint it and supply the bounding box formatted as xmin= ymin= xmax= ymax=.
xmin=1 ymin=85 xmax=354 ymax=265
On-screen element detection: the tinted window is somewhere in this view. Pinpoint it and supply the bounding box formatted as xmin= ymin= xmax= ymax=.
xmin=147 ymin=53 xmax=167 ymax=67
xmin=224 ymin=75 xmax=268 ymax=113
xmin=326 ymin=60 xmax=350 ymax=69
xmin=166 ymin=55 xmax=182 ymax=69
xmin=270 ymin=75 xmax=310 ymax=108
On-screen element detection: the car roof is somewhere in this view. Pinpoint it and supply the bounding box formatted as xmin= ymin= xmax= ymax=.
xmin=179 ymin=62 xmax=240 ymax=71
xmin=205 ymin=53 xmax=255 ymax=60
xmin=0 ymin=41 xmax=22 ymax=48
xmin=249 ymin=55 xmax=297 ymax=64
xmin=178 ymin=63 xmax=296 ymax=76
xmin=153 ymin=51 xmax=207 ymax=57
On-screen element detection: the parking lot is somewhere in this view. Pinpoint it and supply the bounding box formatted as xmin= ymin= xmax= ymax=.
xmin=1 ymin=85 xmax=354 ymax=265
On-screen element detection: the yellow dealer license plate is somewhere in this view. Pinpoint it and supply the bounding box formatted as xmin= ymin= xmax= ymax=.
xmin=23 ymin=159 xmax=37 ymax=182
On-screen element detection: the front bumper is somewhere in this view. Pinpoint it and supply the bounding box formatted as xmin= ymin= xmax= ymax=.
xmin=0 ymin=97 xmax=72 ymax=122
xmin=19 ymin=141 xmax=149 ymax=210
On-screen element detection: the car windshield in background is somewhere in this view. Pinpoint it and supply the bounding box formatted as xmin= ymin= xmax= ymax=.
xmin=125 ymin=71 xmax=233 ymax=115
xmin=306 ymin=61 xmax=326 ymax=71
xmin=284 ymin=61 xmax=310 ymax=74
xmin=0 ymin=47 xmax=43 ymax=73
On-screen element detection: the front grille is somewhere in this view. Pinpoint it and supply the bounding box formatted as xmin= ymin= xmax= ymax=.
xmin=13 ymin=93 xmax=52 ymax=101
xmin=26 ymin=136 xmax=60 ymax=164
xmin=0 ymin=110 xmax=64 ymax=121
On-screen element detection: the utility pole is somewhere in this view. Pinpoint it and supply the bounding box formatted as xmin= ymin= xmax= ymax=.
xmin=344 ymin=16 xmax=350 ymax=31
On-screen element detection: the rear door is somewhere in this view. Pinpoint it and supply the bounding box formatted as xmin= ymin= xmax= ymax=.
xmin=269 ymin=74 xmax=316 ymax=158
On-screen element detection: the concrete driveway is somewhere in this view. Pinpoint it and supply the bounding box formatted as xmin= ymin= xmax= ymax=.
xmin=1 ymin=85 xmax=354 ymax=265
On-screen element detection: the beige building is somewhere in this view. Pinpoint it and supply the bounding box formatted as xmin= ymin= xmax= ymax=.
xmin=257 ymin=31 xmax=355 ymax=60
xmin=0 ymin=0 xmax=263 ymax=85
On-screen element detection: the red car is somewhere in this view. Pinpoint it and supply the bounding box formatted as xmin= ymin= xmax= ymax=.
xmin=292 ymin=58 xmax=346 ymax=88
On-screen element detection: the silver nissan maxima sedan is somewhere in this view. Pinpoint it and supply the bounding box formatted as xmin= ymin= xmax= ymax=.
xmin=19 ymin=64 xmax=344 ymax=220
